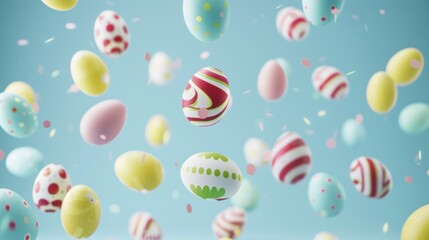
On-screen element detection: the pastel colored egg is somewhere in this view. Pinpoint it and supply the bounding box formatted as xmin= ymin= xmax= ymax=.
xmin=129 ymin=212 xmax=162 ymax=240
xmin=402 ymin=205 xmax=429 ymax=240
xmin=6 ymin=147 xmax=44 ymax=177
xmin=366 ymin=71 xmax=397 ymax=113
xmin=341 ymin=119 xmax=366 ymax=146
xmin=149 ymin=52 xmax=174 ymax=86
xmin=386 ymin=48 xmax=424 ymax=86
xmin=145 ymin=114 xmax=170 ymax=147
xmin=61 ymin=185 xmax=101 ymax=239
xmin=302 ymin=0 xmax=345 ymax=26
xmin=312 ymin=66 xmax=349 ymax=100
xmin=94 ymin=10 xmax=130 ymax=56
xmin=70 ymin=50 xmax=110 ymax=96
xmin=276 ymin=7 xmax=310 ymax=42
xmin=114 ymin=151 xmax=164 ymax=193
xmin=0 ymin=93 xmax=38 ymax=138
xmin=271 ymin=131 xmax=311 ymax=185
xmin=399 ymin=103 xmax=429 ymax=134
xmin=80 ymin=99 xmax=126 ymax=145
xmin=212 ymin=207 xmax=246 ymax=239
xmin=314 ymin=232 xmax=338 ymax=240
xmin=182 ymin=67 xmax=230 ymax=127
xmin=183 ymin=0 xmax=230 ymax=42
xmin=243 ymin=138 xmax=270 ymax=167
xmin=308 ymin=173 xmax=345 ymax=218
xmin=5 ymin=81 xmax=36 ymax=104
xmin=42 ymin=0 xmax=78 ymax=11
xmin=276 ymin=58 xmax=293 ymax=78
xmin=231 ymin=178 xmax=259 ymax=212
xmin=257 ymin=60 xmax=287 ymax=101
xmin=350 ymin=157 xmax=392 ymax=199
xmin=181 ymin=152 xmax=242 ymax=200
xmin=0 ymin=189 xmax=39 ymax=240
xmin=33 ymin=164 xmax=72 ymax=213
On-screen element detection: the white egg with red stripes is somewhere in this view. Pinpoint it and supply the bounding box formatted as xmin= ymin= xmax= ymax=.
xmin=312 ymin=65 xmax=349 ymax=100
xmin=276 ymin=7 xmax=310 ymax=42
xmin=129 ymin=212 xmax=162 ymax=240
xmin=212 ymin=207 xmax=246 ymax=239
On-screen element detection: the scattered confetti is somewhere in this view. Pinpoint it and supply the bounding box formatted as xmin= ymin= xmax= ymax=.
xmin=49 ymin=129 xmax=56 ymax=138
xmin=186 ymin=203 xmax=192 ymax=213
xmin=51 ymin=70 xmax=60 ymax=78
xmin=346 ymin=70 xmax=356 ymax=76
xmin=17 ymin=39 xmax=29 ymax=46
xmin=197 ymin=108 xmax=209 ymax=119
xmin=44 ymin=37 xmax=55 ymax=44
xmin=145 ymin=52 xmax=151 ymax=61
xmin=383 ymin=222 xmax=389 ymax=233
xmin=258 ymin=121 xmax=264 ymax=132
xmin=355 ymin=114 xmax=364 ymax=123
xmin=326 ymin=138 xmax=337 ymax=149
xmin=427 ymin=170 xmax=429 ymax=176
xmin=301 ymin=58 xmax=311 ymax=68
xmin=38 ymin=64 xmax=44 ymax=75
xmin=318 ymin=111 xmax=326 ymax=117
xmin=43 ymin=120 xmax=51 ymax=128
xmin=0 ymin=149 xmax=4 ymax=161
xmin=246 ymin=164 xmax=256 ymax=176
xmin=32 ymin=102 xmax=39 ymax=113
xmin=379 ymin=9 xmax=386 ymax=15
xmin=200 ymin=51 xmax=210 ymax=59
xmin=65 ymin=22 xmax=76 ymax=30
xmin=172 ymin=190 xmax=180 ymax=200
xmin=405 ymin=176 xmax=413 ymax=184
xmin=106 ymin=1 xmax=114 ymax=6
xmin=265 ymin=112 xmax=273 ymax=117
xmin=67 ymin=84 xmax=80 ymax=94
xmin=282 ymin=124 xmax=287 ymax=131
xmin=109 ymin=204 xmax=120 ymax=214
xmin=303 ymin=117 xmax=311 ymax=126
xmin=364 ymin=24 xmax=369 ymax=32
xmin=243 ymin=90 xmax=251 ymax=94
xmin=418 ymin=150 xmax=422 ymax=160
xmin=410 ymin=59 xmax=421 ymax=69
xmin=275 ymin=4 xmax=282 ymax=9
xmin=132 ymin=17 xmax=141 ymax=23
xmin=305 ymin=130 xmax=314 ymax=135
xmin=352 ymin=14 xmax=359 ymax=20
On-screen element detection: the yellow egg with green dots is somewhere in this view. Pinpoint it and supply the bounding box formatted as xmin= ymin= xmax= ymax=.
xmin=386 ymin=48 xmax=424 ymax=86
xmin=145 ymin=114 xmax=170 ymax=147
xmin=402 ymin=205 xmax=429 ymax=240
xmin=42 ymin=0 xmax=78 ymax=11
xmin=366 ymin=71 xmax=397 ymax=114
xmin=5 ymin=81 xmax=36 ymax=104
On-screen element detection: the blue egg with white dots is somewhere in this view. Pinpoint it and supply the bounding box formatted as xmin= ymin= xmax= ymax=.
xmin=302 ymin=0 xmax=345 ymax=26
xmin=0 ymin=92 xmax=38 ymax=138
xmin=308 ymin=173 xmax=345 ymax=218
xmin=183 ymin=0 xmax=230 ymax=42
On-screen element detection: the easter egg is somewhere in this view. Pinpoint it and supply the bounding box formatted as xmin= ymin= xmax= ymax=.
xmin=33 ymin=164 xmax=72 ymax=213
xmin=243 ymin=138 xmax=270 ymax=167
xmin=94 ymin=10 xmax=130 ymax=56
xmin=114 ymin=151 xmax=164 ymax=193
xmin=182 ymin=67 xmax=230 ymax=127
xmin=271 ymin=131 xmax=311 ymax=185
xmin=149 ymin=52 xmax=174 ymax=86
xmin=401 ymin=205 xmax=429 ymax=240
xmin=183 ymin=0 xmax=230 ymax=42
xmin=70 ymin=50 xmax=110 ymax=96
xmin=308 ymin=173 xmax=345 ymax=218
xmin=276 ymin=58 xmax=293 ymax=78
xmin=312 ymin=66 xmax=349 ymax=100
xmin=399 ymin=103 xmax=429 ymax=134
xmin=5 ymin=81 xmax=36 ymax=104
xmin=0 ymin=93 xmax=38 ymax=138
xmin=80 ymin=99 xmax=126 ymax=145
xmin=386 ymin=48 xmax=424 ymax=86
xmin=302 ymin=0 xmax=345 ymax=26
xmin=181 ymin=152 xmax=242 ymax=200
xmin=231 ymin=178 xmax=259 ymax=212
xmin=6 ymin=147 xmax=44 ymax=177
xmin=42 ymin=0 xmax=78 ymax=11
xmin=276 ymin=7 xmax=310 ymax=42
xmin=145 ymin=114 xmax=170 ymax=147
xmin=129 ymin=212 xmax=162 ymax=240
xmin=350 ymin=157 xmax=392 ymax=199
xmin=212 ymin=207 xmax=246 ymax=239
xmin=0 ymin=189 xmax=39 ymax=240
xmin=341 ymin=119 xmax=366 ymax=146
xmin=257 ymin=60 xmax=287 ymax=101
xmin=61 ymin=185 xmax=101 ymax=239
xmin=366 ymin=71 xmax=397 ymax=113
xmin=314 ymin=232 xmax=338 ymax=240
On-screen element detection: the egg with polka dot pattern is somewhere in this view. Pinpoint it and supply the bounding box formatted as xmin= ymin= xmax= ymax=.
xmin=302 ymin=0 xmax=345 ymax=26
xmin=183 ymin=0 xmax=230 ymax=42
xmin=0 ymin=189 xmax=39 ymax=240
xmin=308 ymin=173 xmax=345 ymax=218
xmin=94 ymin=10 xmax=130 ymax=57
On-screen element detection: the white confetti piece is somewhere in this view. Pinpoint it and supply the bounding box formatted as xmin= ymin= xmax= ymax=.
xmin=383 ymin=222 xmax=389 ymax=233
xmin=304 ymin=117 xmax=311 ymax=126
xmin=49 ymin=129 xmax=56 ymax=138
xmin=109 ymin=204 xmax=120 ymax=214
xmin=200 ymin=51 xmax=210 ymax=59
xmin=45 ymin=37 xmax=55 ymax=44
xmin=65 ymin=22 xmax=76 ymax=30
xmin=106 ymin=1 xmax=114 ymax=6
xmin=276 ymin=5 xmax=283 ymax=9
xmin=282 ymin=124 xmax=287 ymax=131
xmin=258 ymin=121 xmax=264 ymax=132
xmin=89 ymin=40 xmax=95 ymax=48
xmin=17 ymin=39 xmax=29 ymax=46
xmin=38 ymin=65 xmax=44 ymax=75
xmin=51 ymin=70 xmax=60 ymax=78
xmin=346 ymin=70 xmax=356 ymax=76
xmin=132 ymin=17 xmax=141 ymax=23
xmin=364 ymin=24 xmax=368 ymax=31
xmin=243 ymin=90 xmax=251 ymax=94
xmin=418 ymin=150 xmax=422 ymax=160
xmin=172 ymin=190 xmax=180 ymax=200
xmin=318 ymin=111 xmax=326 ymax=117
xmin=265 ymin=112 xmax=273 ymax=117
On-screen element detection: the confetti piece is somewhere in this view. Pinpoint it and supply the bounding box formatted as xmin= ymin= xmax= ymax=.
xmin=67 ymin=84 xmax=80 ymax=93
xmin=200 ymin=51 xmax=210 ymax=59
xmin=0 ymin=149 xmax=4 ymax=161
xmin=346 ymin=70 xmax=356 ymax=76
xmin=303 ymin=117 xmax=311 ymax=126
xmin=355 ymin=114 xmax=364 ymax=124
xmin=418 ymin=150 xmax=422 ymax=160
xmin=43 ymin=120 xmax=51 ymax=128
xmin=106 ymin=1 xmax=114 ymax=6
xmin=174 ymin=161 xmax=178 ymax=168
xmin=243 ymin=90 xmax=251 ymax=94
xmin=44 ymin=37 xmax=55 ymax=44
xmin=318 ymin=111 xmax=326 ymax=117
xmin=32 ymin=102 xmax=39 ymax=113
xmin=172 ymin=190 xmax=180 ymax=200
xmin=246 ymin=164 xmax=256 ymax=176
xmin=197 ymin=108 xmax=209 ymax=119
xmin=51 ymin=70 xmax=60 ymax=78
xmin=427 ymin=170 xmax=429 ymax=176
xmin=276 ymin=5 xmax=282 ymax=9
xmin=132 ymin=17 xmax=141 ymax=23
xmin=331 ymin=8 xmax=340 ymax=15
xmin=38 ymin=64 xmax=44 ymax=75
xmin=172 ymin=58 xmax=182 ymax=69
xmin=379 ymin=9 xmax=386 ymax=15
xmin=301 ymin=58 xmax=311 ymax=68
xmin=364 ymin=24 xmax=368 ymax=32
xmin=319 ymin=57 xmax=326 ymax=63
xmin=405 ymin=176 xmax=413 ymax=184
xmin=100 ymin=134 xmax=107 ymax=140
xmin=17 ymin=39 xmax=29 ymax=46
xmin=49 ymin=129 xmax=56 ymax=138
xmin=352 ymin=15 xmax=359 ymax=20
xmin=145 ymin=52 xmax=151 ymax=61
xmin=282 ymin=124 xmax=287 ymax=131
xmin=258 ymin=121 xmax=264 ymax=132
xmin=410 ymin=59 xmax=421 ymax=69
xmin=326 ymin=138 xmax=336 ymax=149
xmin=305 ymin=130 xmax=314 ymax=135
xmin=65 ymin=22 xmax=76 ymax=30
xmin=265 ymin=112 xmax=273 ymax=117
xmin=89 ymin=40 xmax=95 ymax=48
xmin=186 ymin=203 xmax=192 ymax=213
xmin=383 ymin=222 xmax=389 ymax=233
xmin=109 ymin=204 xmax=120 ymax=214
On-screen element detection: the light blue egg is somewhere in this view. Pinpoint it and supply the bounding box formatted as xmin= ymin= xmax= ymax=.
xmin=0 ymin=189 xmax=39 ymax=239
xmin=6 ymin=147 xmax=44 ymax=177
xmin=183 ymin=0 xmax=230 ymax=42
xmin=341 ymin=119 xmax=366 ymax=146
xmin=231 ymin=178 xmax=259 ymax=212
xmin=0 ymin=93 xmax=38 ymax=138
xmin=276 ymin=58 xmax=293 ymax=79
xmin=399 ymin=103 xmax=429 ymax=135
xmin=302 ymin=0 xmax=345 ymax=26
xmin=308 ymin=173 xmax=345 ymax=218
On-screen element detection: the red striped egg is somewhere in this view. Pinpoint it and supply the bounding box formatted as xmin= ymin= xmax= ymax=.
xmin=312 ymin=66 xmax=349 ymax=100
xmin=276 ymin=7 xmax=310 ymax=42
xmin=212 ymin=207 xmax=246 ymax=239
xmin=350 ymin=157 xmax=393 ymax=199
xmin=271 ymin=131 xmax=311 ymax=185
xmin=94 ymin=10 xmax=130 ymax=57
xmin=182 ymin=67 xmax=230 ymax=127
xmin=128 ymin=212 xmax=162 ymax=240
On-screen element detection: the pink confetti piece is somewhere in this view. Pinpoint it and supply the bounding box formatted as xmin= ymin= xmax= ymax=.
xmin=355 ymin=114 xmax=364 ymax=123
xmin=331 ymin=8 xmax=340 ymax=15
xmin=32 ymin=102 xmax=39 ymax=113
xmin=100 ymin=134 xmax=107 ymax=140
xmin=379 ymin=9 xmax=385 ymax=15
xmin=145 ymin=52 xmax=151 ymax=61
xmin=0 ymin=149 xmax=4 ymax=161
xmin=301 ymin=58 xmax=311 ymax=68
xmin=405 ymin=176 xmax=413 ymax=184
xmin=258 ymin=121 xmax=264 ymax=132
xmin=220 ymin=12 xmax=225 ymax=18
xmin=43 ymin=120 xmax=51 ymax=128
xmin=426 ymin=170 xmax=429 ymax=176
xmin=410 ymin=59 xmax=421 ymax=69
xmin=65 ymin=22 xmax=76 ymax=30
xmin=200 ymin=51 xmax=210 ymax=59
xmin=172 ymin=58 xmax=182 ymax=69
xmin=197 ymin=108 xmax=209 ymax=119
xmin=67 ymin=84 xmax=80 ymax=93
xmin=326 ymin=138 xmax=336 ymax=149
xmin=38 ymin=65 xmax=44 ymax=75
xmin=246 ymin=164 xmax=256 ymax=176
xmin=17 ymin=39 xmax=29 ymax=46
xmin=186 ymin=203 xmax=192 ymax=213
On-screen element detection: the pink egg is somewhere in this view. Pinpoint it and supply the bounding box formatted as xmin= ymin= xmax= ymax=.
xmin=94 ymin=10 xmax=130 ymax=57
xmin=80 ymin=100 xmax=126 ymax=145
xmin=257 ymin=60 xmax=287 ymax=101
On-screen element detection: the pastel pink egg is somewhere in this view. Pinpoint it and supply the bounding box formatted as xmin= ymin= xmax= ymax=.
xmin=257 ymin=60 xmax=287 ymax=101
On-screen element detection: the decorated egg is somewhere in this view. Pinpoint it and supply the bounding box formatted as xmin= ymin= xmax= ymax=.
xmin=61 ymin=185 xmax=101 ymax=239
xmin=42 ymin=0 xmax=78 ymax=11
xmin=182 ymin=67 xmax=230 ymax=127
xmin=145 ymin=114 xmax=170 ymax=147
xmin=341 ymin=119 xmax=365 ymax=146
xmin=183 ymin=0 xmax=230 ymax=42
xmin=129 ymin=212 xmax=162 ymax=240
xmin=94 ymin=10 xmax=130 ymax=57
xmin=271 ymin=131 xmax=311 ymax=185
xmin=70 ymin=50 xmax=110 ymax=96
xmin=312 ymin=66 xmax=349 ymax=100
xmin=0 ymin=189 xmax=39 ymax=240
xmin=114 ymin=151 xmax=164 ymax=193
xmin=181 ymin=152 xmax=242 ymax=200
xmin=33 ymin=164 xmax=72 ymax=213
xmin=308 ymin=173 xmax=345 ymax=218
xmin=6 ymin=147 xmax=44 ymax=177
xmin=402 ymin=205 xmax=429 ymax=240
xmin=257 ymin=60 xmax=287 ymax=101
xmin=350 ymin=157 xmax=392 ymax=199
xmin=5 ymin=81 xmax=36 ymax=104
xmin=302 ymin=0 xmax=345 ymax=26
xmin=276 ymin=7 xmax=310 ymax=42
xmin=314 ymin=232 xmax=338 ymax=240
xmin=399 ymin=103 xmax=429 ymax=134
xmin=366 ymin=72 xmax=397 ymax=113
xmin=212 ymin=207 xmax=246 ymax=239
xmin=80 ymin=99 xmax=126 ymax=145
xmin=0 ymin=93 xmax=38 ymax=138
xmin=243 ymin=138 xmax=270 ymax=167
xmin=149 ymin=52 xmax=174 ymax=86
xmin=386 ymin=48 xmax=424 ymax=86
xmin=231 ymin=178 xmax=259 ymax=212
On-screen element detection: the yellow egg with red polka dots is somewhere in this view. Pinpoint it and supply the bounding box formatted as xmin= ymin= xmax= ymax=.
xmin=42 ymin=0 xmax=78 ymax=11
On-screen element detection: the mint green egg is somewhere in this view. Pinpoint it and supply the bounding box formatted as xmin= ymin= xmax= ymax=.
xmin=341 ymin=119 xmax=366 ymax=146
xmin=399 ymin=103 xmax=429 ymax=134
xmin=231 ymin=178 xmax=259 ymax=211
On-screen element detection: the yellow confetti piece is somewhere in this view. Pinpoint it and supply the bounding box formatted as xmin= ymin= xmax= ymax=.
xmin=304 ymin=117 xmax=311 ymax=126
xmin=383 ymin=222 xmax=389 ymax=233
xmin=49 ymin=129 xmax=56 ymax=138
xmin=318 ymin=111 xmax=326 ymax=117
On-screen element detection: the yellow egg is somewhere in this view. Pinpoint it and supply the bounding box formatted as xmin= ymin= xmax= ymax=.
xmin=145 ymin=115 xmax=170 ymax=147
xmin=61 ymin=185 xmax=101 ymax=239
xmin=70 ymin=50 xmax=109 ymax=96
xmin=5 ymin=81 xmax=36 ymax=104
xmin=219 ymin=238 xmax=232 ymax=240
xmin=386 ymin=48 xmax=424 ymax=86
xmin=366 ymin=71 xmax=397 ymax=113
xmin=402 ymin=205 xmax=429 ymax=240
xmin=42 ymin=0 xmax=78 ymax=11
xmin=114 ymin=151 xmax=164 ymax=192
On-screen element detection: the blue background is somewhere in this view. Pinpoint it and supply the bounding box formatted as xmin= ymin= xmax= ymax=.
xmin=1 ymin=0 xmax=429 ymax=239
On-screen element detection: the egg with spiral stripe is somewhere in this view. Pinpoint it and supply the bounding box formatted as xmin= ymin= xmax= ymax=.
xmin=212 ymin=207 xmax=246 ymax=239
xmin=129 ymin=212 xmax=162 ymax=240
xmin=312 ymin=66 xmax=349 ymax=100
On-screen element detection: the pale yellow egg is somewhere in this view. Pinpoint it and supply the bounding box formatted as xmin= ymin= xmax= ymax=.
xmin=402 ymin=205 xmax=429 ymax=240
xmin=366 ymin=71 xmax=397 ymax=113
xmin=145 ymin=115 xmax=170 ymax=147
xmin=42 ymin=0 xmax=78 ymax=11
xmin=5 ymin=81 xmax=36 ymax=104
xmin=386 ymin=48 xmax=424 ymax=86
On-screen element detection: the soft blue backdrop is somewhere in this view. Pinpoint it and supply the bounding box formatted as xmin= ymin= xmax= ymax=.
xmin=1 ymin=0 xmax=428 ymax=239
